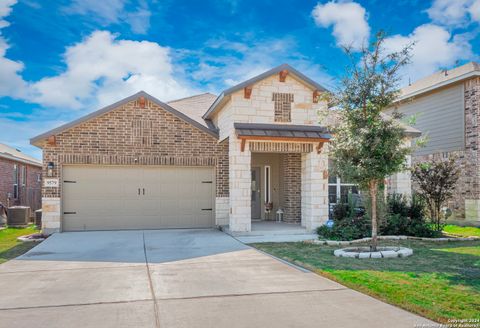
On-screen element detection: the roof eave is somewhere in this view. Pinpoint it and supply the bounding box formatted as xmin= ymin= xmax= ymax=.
xmin=203 ymin=64 xmax=329 ymax=120
xmin=395 ymin=71 xmax=480 ymax=103
xmin=0 ymin=153 xmax=42 ymax=167
xmin=31 ymin=91 xmax=219 ymax=148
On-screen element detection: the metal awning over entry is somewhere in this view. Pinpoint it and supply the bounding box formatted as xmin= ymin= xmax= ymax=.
xmin=234 ymin=123 xmax=331 ymax=152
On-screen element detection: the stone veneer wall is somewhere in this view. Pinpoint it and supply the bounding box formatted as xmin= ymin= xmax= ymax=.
xmin=301 ymin=147 xmax=329 ymax=231
xmin=412 ymin=77 xmax=480 ymax=220
xmin=41 ymin=97 xmax=229 ymax=233
xmin=283 ymin=153 xmax=301 ymax=222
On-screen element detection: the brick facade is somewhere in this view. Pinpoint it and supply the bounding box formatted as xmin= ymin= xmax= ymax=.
xmin=0 ymin=157 xmax=41 ymax=210
xmin=40 ymin=97 xmax=229 ymax=232
xmin=283 ymin=153 xmax=301 ymax=222
xmin=42 ymin=98 xmax=229 ymax=198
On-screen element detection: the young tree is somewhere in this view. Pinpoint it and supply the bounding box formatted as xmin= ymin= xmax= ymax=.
xmin=411 ymin=158 xmax=460 ymax=231
xmin=328 ymin=32 xmax=414 ymax=250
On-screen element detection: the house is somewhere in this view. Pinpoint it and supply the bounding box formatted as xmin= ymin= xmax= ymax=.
xmin=0 ymin=143 xmax=42 ymax=212
xmin=389 ymin=62 xmax=480 ymax=221
xmin=31 ymin=64 xmax=415 ymax=234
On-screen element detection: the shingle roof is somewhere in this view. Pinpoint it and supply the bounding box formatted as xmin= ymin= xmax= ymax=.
xmin=234 ymin=123 xmax=331 ymax=140
xmin=203 ymin=64 xmax=329 ymax=119
xmin=0 ymin=143 xmax=42 ymax=166
xmin=167 ymin=93 xmax=217 ymax=128
xmin=398 ymin=62 xmax=480 ymax=101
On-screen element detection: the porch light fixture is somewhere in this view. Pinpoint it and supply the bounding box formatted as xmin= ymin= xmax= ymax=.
xmin=47 ymin=162 xmax=54 ymax=177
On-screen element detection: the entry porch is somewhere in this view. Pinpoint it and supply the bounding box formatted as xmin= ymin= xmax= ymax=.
xmin=224 ymin=123 xmax=331 ymax=233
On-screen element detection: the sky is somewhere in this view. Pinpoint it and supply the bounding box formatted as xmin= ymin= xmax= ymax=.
xmin=0 ymin=0 xmax=479 ymax=158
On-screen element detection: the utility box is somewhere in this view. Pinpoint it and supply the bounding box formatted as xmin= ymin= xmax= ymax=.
xmin=7 ymin=206 xmax=30 ymax=226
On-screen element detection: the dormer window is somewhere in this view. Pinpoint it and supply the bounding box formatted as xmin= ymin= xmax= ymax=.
xmin=272 ymin=93 xmax=294 ymax=122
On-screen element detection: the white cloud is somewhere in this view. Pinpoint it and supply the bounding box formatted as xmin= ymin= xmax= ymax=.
xmin=0 ymin=0 xmax=17 ymax=28
xmin=187 ymin=37 xmax=336 ymax=91
xmin=427 ymin=0 xmax=480 ymax=27
xmin=29 ymin=31 xmax=192 ymax=109
xmin=383 ymin=24 xmax=473 ymax=83
xmin=0 ymin=0 xmax=28 ymax=98
xmin=312 ymin=1 xmax=370 ymax=50
xmin=65 ymin=0 xmax=151 ymax=34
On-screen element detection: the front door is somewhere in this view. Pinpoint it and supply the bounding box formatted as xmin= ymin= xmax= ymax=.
xmin=251 ymin=167 xmax=261 ymax=219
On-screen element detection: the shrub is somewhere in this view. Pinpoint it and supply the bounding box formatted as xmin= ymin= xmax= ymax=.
xmin=411 ymin=157 xmax=460 ymax=231
xmin=317 ymin=196 xmax=371 ymax=241
xmin=381 ymin=194 xmax=438 ymax=237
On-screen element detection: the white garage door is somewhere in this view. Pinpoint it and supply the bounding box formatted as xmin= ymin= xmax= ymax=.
xmin=62 ymin=166 xmax=214 ymax=231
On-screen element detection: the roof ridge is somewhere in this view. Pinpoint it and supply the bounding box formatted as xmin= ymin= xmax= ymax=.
xmin=31 ymin=91 xmax=219 ymax=147
xmin=167 ymin=92 xmax=216 ymax=104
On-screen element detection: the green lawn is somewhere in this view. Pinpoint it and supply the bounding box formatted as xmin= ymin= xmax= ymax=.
xmin=0 ymin=225 xmax=40 ymax=264
xmin=443 ymin=225 xmax=480 ymax=238
xmin=252 ymin=239 xmax=480 ymax=323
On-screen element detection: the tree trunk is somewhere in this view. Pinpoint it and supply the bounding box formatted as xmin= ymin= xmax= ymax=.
xmin=369 ymin=180 xmax=378 ymax=251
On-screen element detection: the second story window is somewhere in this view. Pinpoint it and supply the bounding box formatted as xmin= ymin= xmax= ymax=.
xmin=272 ymin=93 xmax=294 ymax=122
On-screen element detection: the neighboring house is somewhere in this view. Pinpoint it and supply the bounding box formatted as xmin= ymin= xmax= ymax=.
xmin=0 ymin=143 xmax=42 ymax=212
xmin=389 ymin=62 xmax=480 ymax=221
xmin=31 ymin=64 xmax=415 ymax=234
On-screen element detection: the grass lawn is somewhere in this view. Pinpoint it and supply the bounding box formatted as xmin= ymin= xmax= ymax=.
xmin=0 ymin=225 xmax=40 ymax=264
xmin=443 ymin=225 xmax=480 ymax=238
xmin=252 ymin=239 xmax=480 ymax=323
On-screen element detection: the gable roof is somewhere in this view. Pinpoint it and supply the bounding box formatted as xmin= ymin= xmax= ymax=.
xmin=0 ymin=143 xmax=42 ymax=167
xmin=397 ymin=62 xmax=480 ymax=101
xmin=31 ymin=91 xmax=219 ymax=148
xmin=202 ymin=63 xmax=329 ymax=120
xmin=167 ymin=93 xmax=217 ymax=128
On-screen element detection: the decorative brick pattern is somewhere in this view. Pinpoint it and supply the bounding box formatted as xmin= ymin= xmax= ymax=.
xmin=249 ymin=142 xmax=313 ymax=153
xmin=272 ymin=93 xmax=294 ymax=122
xmin=283 ymin=153 xmax=301 ymax=222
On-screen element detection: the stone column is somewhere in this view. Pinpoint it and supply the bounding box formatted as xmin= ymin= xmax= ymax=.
xmin=228 ymin=135 xmax=251 ymax=232
xmin=42 ymin=197 xmax=61 ymax=234
xmin=301 ymin=146 xmax=329 ymax=231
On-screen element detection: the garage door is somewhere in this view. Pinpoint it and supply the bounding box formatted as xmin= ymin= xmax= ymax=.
xmin=62 ymin=166 xmax=214 ymax=231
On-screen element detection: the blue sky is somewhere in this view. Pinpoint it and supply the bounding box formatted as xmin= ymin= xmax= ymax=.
xmin=0 ymin=0 xmax=479 ymax=158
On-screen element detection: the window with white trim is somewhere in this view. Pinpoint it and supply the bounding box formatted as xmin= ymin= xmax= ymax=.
xmin=328 ymin=160 xmax=359 ymax=205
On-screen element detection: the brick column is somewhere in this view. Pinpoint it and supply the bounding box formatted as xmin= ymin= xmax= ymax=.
xmin=283 ymin=153 xmax=301 ymax=222
xmin=228 ymin=135 xmax=251 ymax=232
xmin=301 ymin=146 xmax=329 ymax=231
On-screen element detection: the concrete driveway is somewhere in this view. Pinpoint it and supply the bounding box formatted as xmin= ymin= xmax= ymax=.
xmin=0 ymin=229 xmax=432 ymax=328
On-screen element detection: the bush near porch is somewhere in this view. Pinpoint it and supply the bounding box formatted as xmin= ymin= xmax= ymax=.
xmin=317 ymin=194 xmax=438 ymax=240
xmin=252 ymin=239 xmax=480 ymax=323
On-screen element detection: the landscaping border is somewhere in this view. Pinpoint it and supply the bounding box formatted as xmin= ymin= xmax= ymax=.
xmin=307 ymin=235 xmax=479 ymax=246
